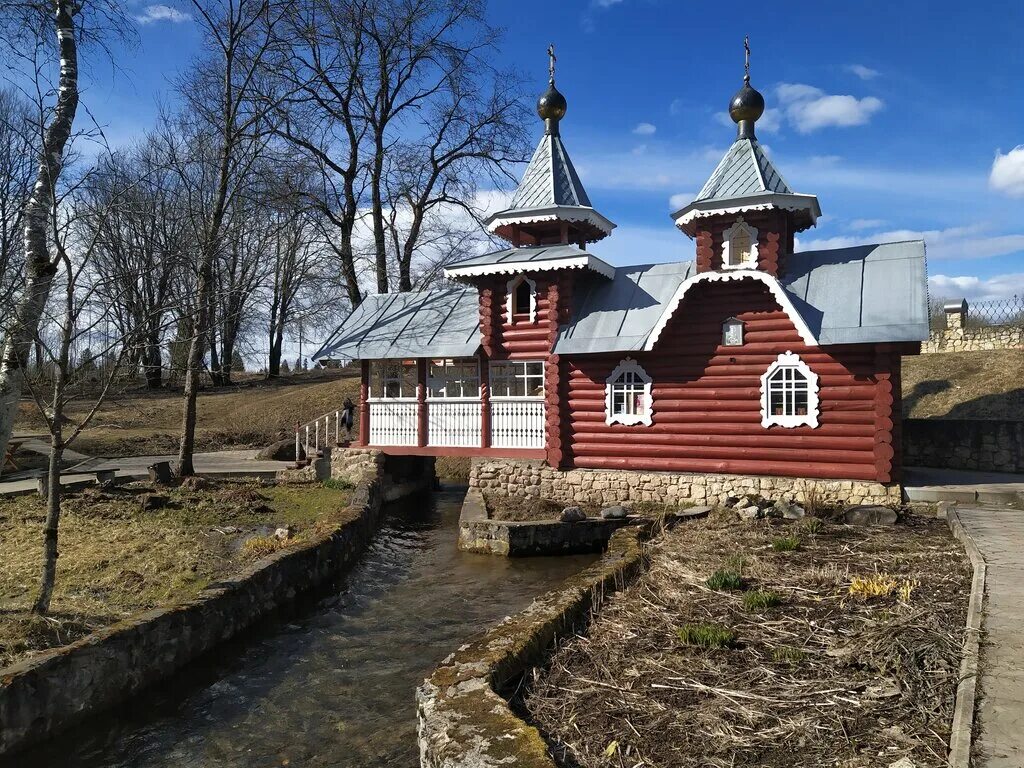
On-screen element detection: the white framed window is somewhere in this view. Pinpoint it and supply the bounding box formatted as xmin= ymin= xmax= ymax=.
xmin=760 ymin=351 xmax=819 ymax=428
xmin=722 ymin=317 xmax=744 ymax=346
xmin=489 ymin=360 xmax=544 ymax=398
xmin=605 ymin=358 xmax=653 ymax=426
xmin=722 ymin=218 xmax=759 ymax=269
xmin=505 ymin=276 xmax=537 ymax=324
xmin=427 ymin=358 xmax=480 ymax=399
xmin=369 ymin=359 xmax=417 ymax=399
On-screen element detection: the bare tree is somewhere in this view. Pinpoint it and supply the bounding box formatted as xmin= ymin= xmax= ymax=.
xmin=0 ymin=87 xmax=36 ymax=311
xmin=0 ymin=0 xmax=132 ymax=473
xmin=171 ymin=0 xmax=285 ymax=475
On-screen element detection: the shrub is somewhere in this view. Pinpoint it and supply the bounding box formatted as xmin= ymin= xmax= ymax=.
xmin=706 ymin=569 xmax=745 ymax=591
xmin=242 ymin=535 xmax=284 ymax=558
xmin=677 ymin=622 xmax=738 ymax=649
xmin=743 ymin=589 xmax=783 ymax=612
xmin=772 ymin=536 xmax=802 ymax=552
xmin=322 ymin=477 xmax=353 ymax=491
xmin=801 ymin=517 xmax=824 ymax=535
xmin=771 ymin=645 xmax=806 ymax=663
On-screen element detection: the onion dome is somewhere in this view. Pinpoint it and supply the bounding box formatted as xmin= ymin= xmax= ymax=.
xmin=729 ymin=77 xmax=765 ymax=139
xmin=537 ymin=82 xmax=567 ymax=135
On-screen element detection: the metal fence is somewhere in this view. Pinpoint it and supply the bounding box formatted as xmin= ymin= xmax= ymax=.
xmin=930 ymin=295 xmax=1024 ymax=330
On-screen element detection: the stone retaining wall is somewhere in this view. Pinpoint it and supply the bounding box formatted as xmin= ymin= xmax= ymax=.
xmin=922 ymin=325 xmax=1023 ymax=353
xmin=0 ymin=453 xmax=434 ymax=758
xmin=417 ymin=525 xmax=649 ymax=767
xmin=904 ymin=419 xmax=1024 ymax=474
xmin=457 ymin=488 xmax=636 ymax=556
xmin=469 ymin=458 xmax=901 ymax=509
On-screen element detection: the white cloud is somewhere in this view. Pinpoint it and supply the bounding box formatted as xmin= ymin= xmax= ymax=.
xmin=846 ymin=64 xmax=881 ymax=80
xmin=798 ymin=224 xmax=1024 ymax=261
xmin=776 ymin=83 xmax=883 ymax=133
xmin=668 ymin=192 xmax=693 ymax=210
xmin=135 ymin=4 xmax=192 ymax=24
xmin=593 ymin=0 xmax=625 ymax=6
xmin=632 ymin=122 xmax=656 ymax=136
xmin=929 ymin=273 xmax=1024 ymax=301
xmin=669 ymin=98 xmax=684 ymax=116
xmin=989 ymin=146 xmax=1024 ymax=197
xmin=714 ymin=107 xmax=781 ymax=134
xmin=847 ymin=218 xmax=887 ymax=230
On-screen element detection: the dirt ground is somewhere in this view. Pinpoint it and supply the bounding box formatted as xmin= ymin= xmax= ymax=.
xmin=902 ymin=349 xmax=1024 ymax=419
xmin=522 ymin=509 xmax=971 ymax=768
xmin=13 ymin=369 xmax=361 ymax=459
xmin=0 ymin=478 xmax=352 ymax=668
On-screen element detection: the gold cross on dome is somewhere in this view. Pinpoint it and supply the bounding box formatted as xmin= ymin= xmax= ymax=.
xmin=548 ymin=43 xmax=556 ymax=83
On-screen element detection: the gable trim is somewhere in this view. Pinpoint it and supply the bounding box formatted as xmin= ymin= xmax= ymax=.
xmin=643 ymin=270 xmax=818 ymax=351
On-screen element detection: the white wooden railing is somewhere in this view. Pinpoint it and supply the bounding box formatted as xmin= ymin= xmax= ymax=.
xmin=295 ymin=409 xmax=348 ymax=459
xmin=368 ymin=400 xmax=418 ymax=446
xmin=490 ymin=398 xmax=545 ymax=449
xmin=427 ymin=400 xmax=482 ymax=447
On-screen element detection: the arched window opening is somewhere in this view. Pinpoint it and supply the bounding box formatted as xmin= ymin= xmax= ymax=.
xmin=605 ymin=358 xmax=654 ymax=426
xmin=760 ymin=351 xmax=820 ymax=428
xmin=514 ymin=279 xmax=532 ymax=315
xmin=505 ymin=276 xmax=537 ymax=323
xmin=722 ymin=218 xmax=759 ymax=269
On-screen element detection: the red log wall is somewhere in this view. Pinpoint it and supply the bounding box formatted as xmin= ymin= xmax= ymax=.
xmin=562 ymin=279 xmax=903 ymax=482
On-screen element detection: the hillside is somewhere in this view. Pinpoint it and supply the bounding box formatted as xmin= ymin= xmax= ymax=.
xmin=15 ymin=369 xmax=361 ymax=458
xmin=902 ymin=349 xmax=1024 ymax=420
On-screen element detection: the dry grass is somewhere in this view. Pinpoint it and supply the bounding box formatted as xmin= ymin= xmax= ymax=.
xmin=14 ymin=369 xmax=360 ymax=457
xmin=522 ymin=510 xmax=971 ymax=768
xmin=902 ymin=349 xmax=1024 ymax=419
xmin=0 ymin=479 xmax=352 ymax=668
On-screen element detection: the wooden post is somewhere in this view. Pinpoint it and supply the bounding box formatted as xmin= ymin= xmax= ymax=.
xmin=480 ymin=354 xmax=491 ymax=449
xmin=417 ymin=358 xmax=428 ymax=447
xmin=359 ymin=359 xmax=370 ymax=446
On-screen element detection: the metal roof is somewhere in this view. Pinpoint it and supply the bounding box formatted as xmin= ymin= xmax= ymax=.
xmin=444 ymin=244 xmax=615 ymax=279
xmin=783 ymin=240 xmax=929 ymax=345
xmin=554 ymin=262 xmax=695 ymax=353
xmin=694 ymin=138 xmax=793 ymax=202
xmin=510 ymin=134 xmax=591 ymax=209
xmin=313 ymin=288 xmax=480 ymax=361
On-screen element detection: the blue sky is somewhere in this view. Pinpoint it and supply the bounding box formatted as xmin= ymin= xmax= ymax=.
xmin=63 ymin=0 xmax=1024 ymax=302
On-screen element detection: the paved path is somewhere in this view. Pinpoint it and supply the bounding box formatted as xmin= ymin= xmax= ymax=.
xmin=905 ymin=467 xmax=1024 ymax=505
xmin=0 ymin=449 xmax=292 ymax=497
xmin=957 ymin=506 xmax=1024 ymax=767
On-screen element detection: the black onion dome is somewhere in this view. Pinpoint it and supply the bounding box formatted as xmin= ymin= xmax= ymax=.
xmin=537 ymin=82 xmax=567 ymax=122
xmin=729 ymin=79 xmax=765 ymax=124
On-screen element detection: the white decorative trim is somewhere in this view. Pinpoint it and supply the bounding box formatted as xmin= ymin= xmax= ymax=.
xmin=671 ymin=193 xmax=821 ymax=236
xmin=759 ymin=351 xmax=820 ymax=429
xmin=644 ymin=270 xmax=818 ymax=350
xmin=505 ymin=276 xmax=537 ymax=324
xmin=445 ymin=254 xmax=615 ymax=280
xmin=721 ymin=218 xmax=759 ymax=269
xmin=605 ymin=357 xmax=654 ymax=427
xmin=484 ymin=205 xmax=616 ymax=237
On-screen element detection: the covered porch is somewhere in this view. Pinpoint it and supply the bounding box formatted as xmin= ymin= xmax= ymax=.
xmin=359 ymin=357 xmax=547 ymax=457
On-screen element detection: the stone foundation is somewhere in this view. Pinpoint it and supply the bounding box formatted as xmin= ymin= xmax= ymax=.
xmin=469 ymin=458 xmax=902 ymax=508
xmin=904 ymin=419 xmax=1024 ymax=474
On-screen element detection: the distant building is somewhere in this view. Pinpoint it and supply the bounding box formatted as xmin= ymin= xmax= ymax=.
xmin=315 ymin=50 xmax=927 ymax=491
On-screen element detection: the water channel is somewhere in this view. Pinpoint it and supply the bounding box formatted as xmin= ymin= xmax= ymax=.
xmin=11 ymin=487 xmax=594 ymax=768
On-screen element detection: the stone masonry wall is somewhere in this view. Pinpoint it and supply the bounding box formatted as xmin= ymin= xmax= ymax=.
xmin=922 ymin=325 xmax=1023 ymax=353
xmin=904 ymin=419 xmax=1024 ymax=474
xmin=469 ymin=458 xmax=902 ymax=509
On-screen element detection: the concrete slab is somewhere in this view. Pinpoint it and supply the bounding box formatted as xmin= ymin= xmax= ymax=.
xmin=905 ymin=467 xmax=1024 ymax=505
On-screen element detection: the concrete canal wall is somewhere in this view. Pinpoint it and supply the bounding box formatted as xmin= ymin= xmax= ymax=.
xmin=0 ymin=452 xmax=434 ymax=759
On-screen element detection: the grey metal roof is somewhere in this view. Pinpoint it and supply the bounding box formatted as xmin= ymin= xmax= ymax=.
xmin=509 ymin=134 xmax=591 ymax=209
xmin=783 ymin=240 xmax=929 ymax=345
xmin=695 ymin=138 xmax=792 ymax=202
xmin=444 ymin=244 xmax=614 ymax=278
xmin=313 ymin=288 xmax=480 ymax=361
xmin=555 ymin=262 xmax=695 ymax=354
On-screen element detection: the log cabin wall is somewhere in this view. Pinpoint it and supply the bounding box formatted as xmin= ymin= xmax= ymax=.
xmin=694 ymin=210 xmax=795 ymax=277
xmin=563 ymin=279 xmax=902 ymax=482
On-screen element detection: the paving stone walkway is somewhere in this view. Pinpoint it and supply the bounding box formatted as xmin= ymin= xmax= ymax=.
xmin=957 ymin=506 xmax=1024 ymax=768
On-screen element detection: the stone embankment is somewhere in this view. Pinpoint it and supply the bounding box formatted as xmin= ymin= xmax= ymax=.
xmin=0 ymin=450 xmax=433 ymax=758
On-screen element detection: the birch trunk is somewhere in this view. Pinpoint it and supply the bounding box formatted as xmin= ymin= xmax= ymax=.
xmin=0 ymin=0 xmax=79 ymax=474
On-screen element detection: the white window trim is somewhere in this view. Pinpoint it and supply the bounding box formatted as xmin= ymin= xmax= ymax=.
xmin=489 ymin=360 xmax=545 ymax=400
xmin=507 ymin=276 xmax=540 ymax=325
xmin=427 ymin=358 xmax=481 ymax=400
xmin=605 ymin=357 xmax=654 ymax=427
xmin=760 ymin=351 xmax=820 ymax=429
xmin=721 ymin=218 xmax=759 ymax=270
xmin=722 ymin=317 xmax=744 ymax=346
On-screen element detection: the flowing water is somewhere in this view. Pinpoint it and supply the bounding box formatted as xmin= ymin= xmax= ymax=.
xmin=12 ymin=488 xmax=594 ymax=768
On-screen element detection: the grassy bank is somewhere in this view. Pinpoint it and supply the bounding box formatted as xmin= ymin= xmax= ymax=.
xmin=523 ymin=508 xmax=971 ymax=767
xmin=902 ymin=349 xmax=1024 ymax=419
xmin=0 ymin=479 xmax=352 ymax=668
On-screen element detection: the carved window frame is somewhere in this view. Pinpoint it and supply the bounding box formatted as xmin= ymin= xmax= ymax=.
xmin=722 ymin=218 xmax=759 ymax=270
xmin=505 ymin=276 xmax=537 ymax=324
xmin=605 ymin=358 xmax=654 ymax=427
xmin=760 ymin=351 xmax=820 ymax=429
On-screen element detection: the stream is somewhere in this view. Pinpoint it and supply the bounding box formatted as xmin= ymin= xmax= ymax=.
xmin=12 ymin=487 xmax=594 ymax=767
